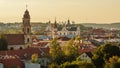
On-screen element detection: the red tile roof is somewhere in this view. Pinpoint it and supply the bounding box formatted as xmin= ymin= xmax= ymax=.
xmin=5 ymin=34 xmax=24 ymax=45
xmin=0 ymin=58 xmax=24 ymax=68
xmin=37 ymin=42 xmax=49 ymax=47
xmin=79 ymin=48 xmax=96 ymax=53
xmin=0 ymin=47 xmax=50 ymax=59
xmin=58 ymin=37 xmax=70 ymax=41
xmin=91 ymin=29 xmax=105 ymax=35
xmin=75 ymin=43 xmax=96 ymax=53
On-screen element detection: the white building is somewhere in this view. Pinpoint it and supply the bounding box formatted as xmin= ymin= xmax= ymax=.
xmin=25 ymin=62 xmax=41 ymax=68
xmin=78 ymin=52 xmax=93 ymax=63
xmin=57 ymin=25 xmax=80 ymax=38
xmin=45 ymin=19 xmax=81 ymax=38
xmin=0 ymin=63 xmax=3 ymax=68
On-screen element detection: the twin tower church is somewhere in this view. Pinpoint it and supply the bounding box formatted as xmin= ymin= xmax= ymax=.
xmin=6 ymin=7 xmax=81 ymax=50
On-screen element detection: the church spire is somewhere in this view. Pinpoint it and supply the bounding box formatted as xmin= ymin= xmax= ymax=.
xmin=52 ymin=18 xmax=58 ymax=39
xmin=54 ymin=18 xmax=57 ymax=28
xmin=22 ymin=5 xmax=31 ymax=34
xmin=23 ymin=5 xmax=30 ymax=19
xmin=67 ymin=18 xmax=70 ymax=25
xmin=26 ymin=4 xmax=28 ymax=10
xmin=22 ymin=5 xmax=32 ymax=47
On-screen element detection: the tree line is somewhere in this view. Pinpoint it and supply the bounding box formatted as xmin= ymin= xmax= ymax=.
xmin=49 ymin=37 xmax=120 ymax=68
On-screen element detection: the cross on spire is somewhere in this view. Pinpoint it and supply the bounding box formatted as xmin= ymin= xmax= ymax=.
xmin=55 ymin=17 xmax=56 ymax=22
xmin=26 ymin=4 xmax=28 ymax=10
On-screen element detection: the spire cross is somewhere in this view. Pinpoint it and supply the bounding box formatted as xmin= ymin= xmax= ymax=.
xmin=55 ymin=17 xmax=57 ymax=23
xmin=26 ymin=4 xmax=27 ymax=9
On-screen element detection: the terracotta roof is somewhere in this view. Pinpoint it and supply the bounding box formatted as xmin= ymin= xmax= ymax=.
xmin=58 ymin=37 xmax=70 ymax=41
xmin=0 ymin=47 xmax=49 ymax=59
xmin=0 ymin=47 xmax=50 ymax=68
xmin=0 ymin=58 xmax=24 ymax=68
xmin=5 ymin=34 xmax=24 ymax=45
xmin=79 ymin=48 xmax=95 ymax=53
xmin=75 ymin=43 xmax=96 ymax=53
xmin=91 ymin=29 xmax=105 ymax=35
xmin=38 ymin=42 xmax=49 ymax=47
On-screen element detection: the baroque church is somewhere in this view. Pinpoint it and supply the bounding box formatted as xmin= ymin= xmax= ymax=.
xmin=6 ymin=8 xmax=32 ymax=50
xmin=45 ymin=19 xmax=81 ymax=39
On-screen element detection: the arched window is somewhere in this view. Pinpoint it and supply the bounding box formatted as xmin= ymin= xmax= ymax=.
xmin=64 ymin=33 xmax=65 ymax=35
xmin=27 ymin=38 xmax=29 ymax=43
xmin=10 ymin=47 xmax=14 ymax=50
xmin=23 ymin=28 xmax=24 ymax=33
xmin=27 ymin=46 xmax=30 ymax=48
xmin=27 ymin=28 xmax=30 ymax=33
xmin=19 ymin=47 xmax=23 ymax=50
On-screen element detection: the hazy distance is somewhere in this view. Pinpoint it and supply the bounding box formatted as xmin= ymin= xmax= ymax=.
xmin=0 ymin=0 xmax=120 ymax=23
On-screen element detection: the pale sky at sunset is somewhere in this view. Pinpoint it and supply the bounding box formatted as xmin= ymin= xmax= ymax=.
xmin=0 ymin=0 xmax=120 ymax=23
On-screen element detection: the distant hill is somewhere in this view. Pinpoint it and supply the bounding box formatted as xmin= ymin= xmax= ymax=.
xmin=81 ymin=23 xmax=120 ymax=30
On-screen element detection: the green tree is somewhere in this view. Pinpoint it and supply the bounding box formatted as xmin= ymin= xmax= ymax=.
xmin=104 ymin=56 xmax=120 ymax=68
xmin=59 ymin=61 xmax=95 ymax=68
xmin=0 ymin=34 xmax=8 ymax=51
xmin=49 ymin=63 xmax=58 ymax=68
xmin=59 ymin=61 xmax=79 ymax=68
xmin=31 ymin=53 xmax=38 ymax=63
xmin=92 ymin=43 xmax=120 ymax=68
xmin=49 ymin=38 xmax=64 ymax=64
xmin=104 ymin=62 xmax=120 ymax=68
xmin=62 ymin=39 xmax=79 ymax=62
xmin=75 ymin=36 xmax=82 ymax=44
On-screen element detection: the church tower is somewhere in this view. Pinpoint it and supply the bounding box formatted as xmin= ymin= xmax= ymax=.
xmin=52 ymin=19 xmax=58 ymax=39
xmin=45 ymin=20 xmax=52 ymax=37
xmin=22 ymin=7 xmax=32 ymax=47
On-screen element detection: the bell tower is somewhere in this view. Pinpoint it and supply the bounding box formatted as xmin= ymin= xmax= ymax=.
xmin=52 ymin=18 xmax=58 ymax=39
xmin=22 ymin=6 xmax=32 ymax=47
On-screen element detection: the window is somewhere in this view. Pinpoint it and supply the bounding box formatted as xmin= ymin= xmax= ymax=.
xmin=64 ymin=33 xmax=65 ymax=35
xmin=27 ymin=28 xmax=30 ymax=33
xmin=10 ymin=47 xmax=14 ymax=50
xmin=23 ymin=28 xmax=24 ymax=33
xmin=27 ymin=46 xmax=30 ymax=48
xmin=42 ymin=59 xmax=44 ymax=63
xmin=27 ymin=38 xmax=29 ymax=43
xmin=19 ymin=47 xmax=23 ymax=50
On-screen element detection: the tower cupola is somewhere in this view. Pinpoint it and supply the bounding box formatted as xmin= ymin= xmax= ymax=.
xmin=23 ymin=9 xmax=30 ymax=19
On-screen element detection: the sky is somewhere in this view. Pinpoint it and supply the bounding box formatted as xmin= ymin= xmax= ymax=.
xmin=0 ymin=0 xmax=120 ymax=23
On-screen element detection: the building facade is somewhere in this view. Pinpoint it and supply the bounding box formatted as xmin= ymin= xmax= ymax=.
xmin=45 ymin=19 xmax=81 ymax=39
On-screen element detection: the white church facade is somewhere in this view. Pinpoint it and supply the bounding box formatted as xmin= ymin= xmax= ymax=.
xmin=45 ymin=19 xmax=81 ymax=38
